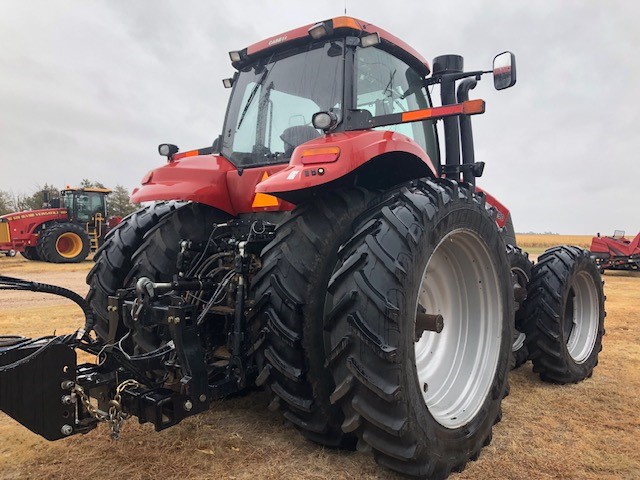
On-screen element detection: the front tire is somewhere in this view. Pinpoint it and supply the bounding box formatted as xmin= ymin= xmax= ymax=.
xmin=38 ymin=223 xmax=91 ymax=263
xmin=523 ymin=246 xmax=605 ymax=384
xmin=324 ymin=180 xmax=513 ymax=478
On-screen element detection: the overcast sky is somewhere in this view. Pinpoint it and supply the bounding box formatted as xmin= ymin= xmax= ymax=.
xmin=0 ymin=1 xmax=637 ymax=234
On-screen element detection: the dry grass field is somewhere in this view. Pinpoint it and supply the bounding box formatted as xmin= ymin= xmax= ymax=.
xmin=1 ymin=235 xmax=639 ymax=479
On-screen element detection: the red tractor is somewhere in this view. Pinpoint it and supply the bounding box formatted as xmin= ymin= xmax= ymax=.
xmin=590 ymin=230 xmax=640 ymax=272
xmin=0 ymin=17 xmax=605 ymax=479
xmin=0 ymin=187 xmax=115 ymax=263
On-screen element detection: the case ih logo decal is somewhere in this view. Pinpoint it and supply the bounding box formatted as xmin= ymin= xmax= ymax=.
xmin=268 ymin=35 xmax=288 ymax=46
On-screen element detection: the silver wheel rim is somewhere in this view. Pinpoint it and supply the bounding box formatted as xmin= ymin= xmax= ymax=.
xmin=566 ymin=271 xmax=599 ymax=363
xmin=415 ymin=229 xmax=503 ymax=429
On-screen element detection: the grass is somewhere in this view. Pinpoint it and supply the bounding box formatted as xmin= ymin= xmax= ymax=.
xmin=0 ymin=245 xmax=639 ymax=479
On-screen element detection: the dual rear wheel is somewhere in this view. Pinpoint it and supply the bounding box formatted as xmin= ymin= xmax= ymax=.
xmin=258 ymin=180 xmax=605 ymax=478
xmin=258 ymin=179 xmax=513 ymax=477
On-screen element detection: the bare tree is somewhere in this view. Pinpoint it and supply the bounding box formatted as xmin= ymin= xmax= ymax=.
xmin=0 ymin=190 xmax=11 ymax=216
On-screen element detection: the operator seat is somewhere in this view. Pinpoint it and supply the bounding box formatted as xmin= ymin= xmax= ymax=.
xmin=280 ymin=125 xmax=320 ymax=157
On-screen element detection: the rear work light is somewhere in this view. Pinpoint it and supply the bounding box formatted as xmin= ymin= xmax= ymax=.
xmin=312 ymin=111 xmax=338 ymax=131
xmin=308 ymin=22 xmax=329 ymax=39
xmin=300 ymin=146 xmax=340 ymax=164
xmin=360 ymin=32 xmax=380 ymax=48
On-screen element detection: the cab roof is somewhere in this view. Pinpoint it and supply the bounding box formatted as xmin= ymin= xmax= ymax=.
xmin=63 ymin=187 xmax=112 ymax=194
xmin=231 ymin=16 xmax=431 ymax=77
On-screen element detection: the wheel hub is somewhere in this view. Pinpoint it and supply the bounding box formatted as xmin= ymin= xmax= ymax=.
xmin=56 ymin=232 xmax=83 ymax=258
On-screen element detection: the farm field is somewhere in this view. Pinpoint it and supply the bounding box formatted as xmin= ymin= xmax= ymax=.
xmin=0 ymin=236 xmax=639 ymax=480
xmin=515 ymin=234 xmax=593 ymax=255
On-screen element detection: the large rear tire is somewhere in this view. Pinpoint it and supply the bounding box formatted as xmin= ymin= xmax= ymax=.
xmin=251 ymin=189 xmax=374 ymax=448
xmin=324 ymin=180 xmax=513 ymax=478
xmin=38 ymin=223 xmax=91 ymax=263
xmin=522 ymin=246 xmax=605 ymax=384
xmin=86 ymin=202 xmax=186 ymax=341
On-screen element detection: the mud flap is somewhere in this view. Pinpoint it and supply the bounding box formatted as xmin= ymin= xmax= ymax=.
xmin=0 ymin=343 xmax=77 ymax=440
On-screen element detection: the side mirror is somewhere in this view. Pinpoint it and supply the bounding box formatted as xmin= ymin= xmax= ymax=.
xmin=493 ymin=51 xmax=516 ymax=90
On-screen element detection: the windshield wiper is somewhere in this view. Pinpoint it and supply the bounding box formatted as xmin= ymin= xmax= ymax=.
xmin=237 ymin=68 xmax=269 ymax=130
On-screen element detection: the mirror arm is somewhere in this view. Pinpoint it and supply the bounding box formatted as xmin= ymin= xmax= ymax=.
xmin=426 ymin=69 xmax=486 ymax=86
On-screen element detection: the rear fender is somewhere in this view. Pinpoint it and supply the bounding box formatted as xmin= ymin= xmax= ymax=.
xmin=130 ymin=154 xmax=294 ymax=215
xmin=476 ymin=187 xmax=510 ymax=230
xmin=255 ymin=130 xmax=437 ymax=201
xmin=131 ymin=155 xmax=238 ymax=215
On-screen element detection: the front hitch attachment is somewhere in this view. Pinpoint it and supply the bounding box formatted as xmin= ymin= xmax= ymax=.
xmin=0 ymin=336 xmax=215 ymax=441
xmin=0 ymin=339 xmax=83 ymax=440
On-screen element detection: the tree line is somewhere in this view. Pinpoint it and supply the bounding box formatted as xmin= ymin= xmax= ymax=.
xmin=0 ymin=179 xmax=139 ymax=218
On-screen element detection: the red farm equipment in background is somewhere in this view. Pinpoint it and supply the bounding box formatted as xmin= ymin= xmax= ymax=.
xmin=590 ymin=230 xmax=640 ymax=272
xmin=0 ymin=187 xmax=117 ymax=263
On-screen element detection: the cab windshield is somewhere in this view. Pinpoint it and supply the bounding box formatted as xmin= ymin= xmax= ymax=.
xmin=221 ymin=40 xmax=344 ymax=167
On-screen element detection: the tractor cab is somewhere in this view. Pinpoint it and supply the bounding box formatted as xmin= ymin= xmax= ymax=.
xmin=60 ymin=187 xmax=110 ymax=224
xmin=220 ymin=20 xmax=440 ymax=171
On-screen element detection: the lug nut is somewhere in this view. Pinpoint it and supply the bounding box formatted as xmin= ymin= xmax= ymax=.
xmin=61 ymin=424 xmax=73 ymax=436
xmin=199 ymin=394 xmax=207 ymax=403
xmin=183 ymin=400 xmax=193 ymax=411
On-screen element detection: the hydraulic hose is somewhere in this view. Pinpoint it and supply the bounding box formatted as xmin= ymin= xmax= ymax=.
xmin=0 ymin=275 xmax=95 ymax=340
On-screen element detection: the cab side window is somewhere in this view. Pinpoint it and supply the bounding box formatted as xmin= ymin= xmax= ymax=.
xmin=355 ymin=47 xmax=439 ymax=166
